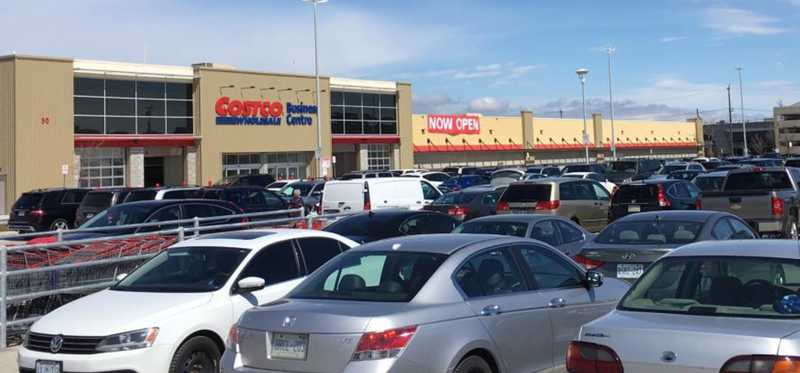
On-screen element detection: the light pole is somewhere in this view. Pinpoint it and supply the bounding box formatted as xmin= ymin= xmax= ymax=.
xmin=737 ymin=67 xmax=748 ymax=157
xmin=606 ymin=48 xmax=617 ymax=160
xmin=576 ymin=68 xmax=590 ymax=163
xmin=304 ymin=0 xmax=327 ymax=177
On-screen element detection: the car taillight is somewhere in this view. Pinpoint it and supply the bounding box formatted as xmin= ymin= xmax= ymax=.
xmin=772 ymin=192 xmax=784 ymax=217
xmin=352 ymin=326 xmax=417 ymax=361
xmin=574 ymin=255 xmax=604 ymax=270
xmin=447 ymin=206 xmax=469 ymax=220
xmin=720 ymin=355 xmax=800 ymax=373
xmin=226 ymin=325 xmax=240 ymax=349
xmin=30 ymin=209 xmax=46 ymax=217
xmin=364 ymin=200 xmax=371 ymax=211
xmin=537 ymin=200 xmax=561 ymax=210
xmin=315 ymin=202 xmax=322 ymax=215
xmin=695 ymin=199 xmax=702 ymax=210
xmin=657 ymin=184 xmax=670 ymax=207
xmin=496 ymin=201 xmax=510 ymax=213
xmin=566 ymin=341 xmax=623 ymax=373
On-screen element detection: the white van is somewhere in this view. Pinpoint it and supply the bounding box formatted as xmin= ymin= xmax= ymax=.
xmin=321 ymin=178 xmax=441 ymax=214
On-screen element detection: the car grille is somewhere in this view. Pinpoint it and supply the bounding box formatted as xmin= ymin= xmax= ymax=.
xmin=26 ymin=333 xmax=104 ymax=354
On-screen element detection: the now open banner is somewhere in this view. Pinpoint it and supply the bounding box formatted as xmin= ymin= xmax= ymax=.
xmin=427 ymin=114 xmax=481 ymax=135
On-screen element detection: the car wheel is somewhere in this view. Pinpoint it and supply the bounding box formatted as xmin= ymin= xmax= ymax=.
xmin=455 ymin=355 xmax=493 ymax=373
xmin=49 ymin=219 xmax=70 ymax=231
xmin=168 ymin=336 xmax=220 ymax=373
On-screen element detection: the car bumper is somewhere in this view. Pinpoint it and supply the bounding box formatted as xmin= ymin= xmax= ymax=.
xmin=220 ymin=350 xmax=428 ymax=373
xmin=17 ymin=345 xmax=173 ymax=373
xmin=8 ymin=224 xmax=35 ymax=232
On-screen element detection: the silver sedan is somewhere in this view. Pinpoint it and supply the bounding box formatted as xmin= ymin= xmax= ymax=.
xmin=222 ymin=234 xmax=628 ymax=373
xmin=571 ymin=240 xmax=800 ymax=373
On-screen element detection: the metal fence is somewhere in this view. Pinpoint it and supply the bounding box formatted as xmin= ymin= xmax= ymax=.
xmin=0 ymin=208 xmax=349 ymax=348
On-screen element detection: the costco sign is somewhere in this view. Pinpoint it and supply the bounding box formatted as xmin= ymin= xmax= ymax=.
xmin=427 ymin=114 xmax=480 ymax=135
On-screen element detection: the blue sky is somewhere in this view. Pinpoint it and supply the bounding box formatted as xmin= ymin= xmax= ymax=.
xmin=2 ymin=0 xmax=799 ymax=121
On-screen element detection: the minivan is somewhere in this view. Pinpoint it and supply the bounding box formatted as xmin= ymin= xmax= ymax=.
xmin=321 ymin=178 xmax=440 ymax=214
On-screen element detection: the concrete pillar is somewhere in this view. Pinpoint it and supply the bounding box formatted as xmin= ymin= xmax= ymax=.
xmin=185 ymin=146 xmax=198 ymax=186
xmin=73 ymin=152 xmax=81 ymax=187
xmin=592 ymin=113 xmax=604 ymax=161
xmin=359 ymin=145 xmax=369 ymax=170
xmin=397 ymin=83 xmax=414 ymax=168
xmin=393 ymin=144 xmax=401 ymax=169
xmin=128 ymin=147 xmax=145 ymax=187
xmin=689 ymin=117 xmax=705 ymax=157
xmin=521 ymin=111 xmax=535 ymax=164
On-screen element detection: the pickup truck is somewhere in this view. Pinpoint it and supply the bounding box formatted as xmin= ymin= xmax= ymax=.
xmin=700 ymin=167 xmax=800 ymax=238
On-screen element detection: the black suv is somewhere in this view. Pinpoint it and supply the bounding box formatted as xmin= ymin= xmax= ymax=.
xmin=201 ymin=186 xmax=288 ymax=216
xmin=609 ymin=179 xmax=701 ymax=222
xmin=74 ymin=188 xmax=136 ymax=227
xmin=218 ymin=173 xmax=276 ymax=188
xmin=8 ymin=189 xmax=88 ymax=232
xmin=606 ymin=159 xmax=662 ymax=183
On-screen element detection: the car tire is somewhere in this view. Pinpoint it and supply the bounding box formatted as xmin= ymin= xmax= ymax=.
xmin=455 ymin=355 xmax=493 ymax=373
xmin=49 ymin=218 xmax=70 ymax=231
xmin=168 ymin=336 xmax=220 ymax=373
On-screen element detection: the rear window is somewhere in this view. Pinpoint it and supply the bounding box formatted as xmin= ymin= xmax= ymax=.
xmin=724 ymin=171 xmax=792 ymax=191
xmin=339 ymin=174 xmax=363 ymax=180
xmin=786 ymin=160 xmax=800 ymax=168
xmin=613 ymin=184 xmax=659 ymax=203
xmin=454 ymin=221 xmax=528 ymax=237
xmin=81 ymin=192 xmax=114 ymax=208
xmin=432 ymin=192 xmax=479 ymax=205
xmin=564 ymin=165 xmax=600 ymax=173
xmin=125 ymin=190 xmax=157 ymax=202
xmin=14 ymin=193 xmax=44 ymax=208
xmin=501 ymin=184 xmax=551 ymax=203
xmin=694 ymin=176 xmax=725 ymax=192
xmin=610 ymin=161 xmax=637 ymax=172
xmin=658 ymin=165 xmax=685 ymax=174
xmin=596 ymin=220 xmax=703 ymax=245
xmin=492 ymin=170 xmax=523 ymax=180
xmin=290 ymin=251 xmax=447 ymax=302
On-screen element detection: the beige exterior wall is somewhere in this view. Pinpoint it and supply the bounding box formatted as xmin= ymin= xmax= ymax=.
xmin=601 ymin=119 xmax=697 ymax=145
xmin=0 ymin=59 xmax=14 ymax=213
xmin=396 ymin=83 xmax=414 ymax=168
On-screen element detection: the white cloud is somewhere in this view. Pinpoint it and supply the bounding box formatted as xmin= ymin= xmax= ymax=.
xmin=788 ymin=0 xmax=800 ymax=6
xmin=413 ymin=94 xmax=463 ymax=114
xmin=405 ymin=62 xmax=542 ymax=84
xmin=703 ymin=7 xmax=787 ymax=35
xmin=659 ymin=36 xmax=687 ymax=43
xmin=468 ymin=97 xmax=511 ymax=114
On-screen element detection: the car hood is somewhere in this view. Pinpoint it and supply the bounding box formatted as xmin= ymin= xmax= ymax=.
xmin=32 ymin=289 xmax=213 ymax=336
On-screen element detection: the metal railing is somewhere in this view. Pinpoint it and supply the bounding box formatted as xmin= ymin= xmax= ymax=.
xmin=0 ymin=207 xmax=354 ymax=348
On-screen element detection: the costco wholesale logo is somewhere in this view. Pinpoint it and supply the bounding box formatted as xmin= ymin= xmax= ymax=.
xmin=427 ymin=114 xmax=480 ymax=135
xmin=215 ymin=96 xmax=317 ymax=126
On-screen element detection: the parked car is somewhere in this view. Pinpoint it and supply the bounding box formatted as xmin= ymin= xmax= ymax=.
xmin=490 ymin=168 xmax=526 ymax=186
xmin=8 ymin=188 xmax=88 ymax=232
xmin=338 ymin=171 xmax=394 ymax=180
xmin=390 ymin=168 xmax=427 ymax=176
xmin=201 ymin=186 xmax=288 ymax=216
xmin=525 ymin=165 xmax=562 ymax=177
xmin=19 ymin=229 xmax=358 ymax=373
xmin=575 ymin=210 xmax=757 ymax=282
xmin=784 ymin=157 xmax=800 ymax=168
xmin=609 ymin=179 xmax=701 ymax=222
xmin=667 ymin=169 xmax=705 ymax=181
xmin=649 ymin=162 xmax=706 ymax=180
xmin=715 ymin=163 xmax=744 ymax=172
xmin=277 ymin=180 xmax=325 ymax=212
xmin=497 ymin=178 xmax=611 ymax=232
xmin=700 ymin=167 xmax=800 ymax=238
xmin=265 ymin=179 xmax=298 ymax=192
xmin=562 ymin=163 xmax=608 ymax=175
xmin=692 ymin=170 xmax=728 ymax=192
xmin=606 ymin=159 xmax=662 ymax=183
xmin=441 ymin=166 xmax=480 ymax=176
xmin=323 ymin=209 xmax=458 ymax=243
xmin=438 ymin=174 xmax=491 ymax=193
xmin=455 ymin=214 xmax=591 ymax=256
xmin=222 ymin=234 xmax=629 ymax=373
xmin=562 ymin=172 xmax=617 ymax=194
xmin=739 ymin=157 xmax=784 ymax=167
xmin=123 ymin=187 xmax=202 ymax=203
xmin=571 ymin=240 xmax=799 ymax=373
xmin=402 ymin=171 xmax=452 ymax=187
xmin=423 ymin=186 xmax=499 ymax=221
xmin=217 ymin=173 xmax=276 ymax=188
xmin=321 ymin=178 xmax=439 ymax=214
xmin=74 ymin=188 xmax=136 ymax=227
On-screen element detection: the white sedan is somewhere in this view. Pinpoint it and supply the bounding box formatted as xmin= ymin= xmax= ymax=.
xmin=18 ymin=229 xmax=357 ymax=373
xmin=562 ymin=172 xmax=617 ymax=194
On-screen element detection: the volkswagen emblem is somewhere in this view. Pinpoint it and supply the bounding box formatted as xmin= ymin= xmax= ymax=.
xmin=50 ymin=335 xmax=64 ymax=353
xmin=621 ymin=252 xmax=637 ymax=261
xmin=282 ymin=316 xmax=297 ymax=328
xmin=661 ymin=351 xmax=677 ymax=363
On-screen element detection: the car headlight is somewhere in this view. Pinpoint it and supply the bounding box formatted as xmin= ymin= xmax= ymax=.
xmin=96 ymin=328 xmax=159 ymax=352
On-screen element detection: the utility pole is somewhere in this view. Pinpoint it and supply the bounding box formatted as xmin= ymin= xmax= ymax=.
xmin=727 ymin=85 xmax=734 ymax=154
xmin=737 ymin=67 xmax=748 ymax=157
xmin=607 ymin=48 xmax=617 ymax=160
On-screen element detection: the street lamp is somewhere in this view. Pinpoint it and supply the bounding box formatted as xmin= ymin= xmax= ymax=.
xmin=576 ymin=68 xmax=590 ymax=163
xmin=737 ymin=67 xmax=748 ymax=157
xmin=606 ymin=48 xmax=617 ymax=160
xmin=303 ymin=0 xmax=328 ymax=177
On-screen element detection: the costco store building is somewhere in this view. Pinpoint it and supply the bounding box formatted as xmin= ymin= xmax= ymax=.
xmin=0 ymin=55 xmax=414 ymax=215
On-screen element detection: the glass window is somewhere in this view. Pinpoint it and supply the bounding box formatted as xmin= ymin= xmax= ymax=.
xmin=296 ymin=238 xmax=345 ymax=273
xmin=421 ymin=181 xmax=440 ymax=200
xmin=137 ymin=81 xmax=165 ymax=98
xmin=362 ymin=93 xmax=379 ymax=107
xmin=455 ymin=248 xmax=526 ymax=298
xmin=331 ymin=120 xmax=344 ymax=134
xmin=76 ymin=148 xmax=125 ymax=188
xmin=182 ymin=203 xmax=216 ymax=220
xmin=482 ymin=192 xmax=498 ymax=205
xmin=591 ymin=182 xmax=610 ymax=201
xmin=518 ymin=246 xmax=583 ymax=289
xmin=345 ymin=121 xmax=362 ymax=134
xmin=531 ymin=220 xmax=560 ymax=246
xmin=138 ymin=117 xmax=166 ymax=134
xmin=61 ymin=190 xmax=83 ymax=204
xmin=556 ymin=220 xmax=585 ymax=243
xmin=596 ymin=220 xmax=703 ymax=245
xmin=380 ymin=108 xmax=396 ymax=121
xmin=166 ymin=82 xmax=193 ymax=99
xmin=106 ymin=117 xmax=136 ymax=134
xmin=728 ymin=218 xmax=756 ymax=239
xmin=331 ymin=91 xmax=398 ymax=136
xmin=75 ymin=97 xmax=104 ymax=115
xmin=331 ymin=91 xmax=344 ymax=105
xmin=712 ymin=220 xmax=735 ymax=240
xmin=75 ymin=116 xmax=104 ymax=134
xmin=344 ymin=92 xmax=362 ymax=106
xmin=363 ymin=121 xmax=380 ymax=134
xmin=366 ymin=144 xmax=392 ymax=170
xmin=138 ymin=99 xmax=165 ymax=117
xmin=331 ymin=106 xmax=344 ymax=120
xmin=670 ymin=183 xmax=690 ymax=198
xmin=726 ymin=172 xmax=792 ymax=191
xmin=380 ymin=94 xmax=396 ymax=107
xmin=239 ymin=240 xmax=300 ymax=285
xmin=106 ymin=98 xmax=135 ymax=116
xmin=106 ymin=80 xmax=135 ymax=98
xmin=167 ymin=100 xmax=192 ymax=117
xmin=381 ymin=122 xmax=397 ymax=134
xmin=147 ymin=206 xmax=181 ymax=223
xmin=74 ymin=78 xmax=104 ymax=96
xmin=167 ymin=118 xmax=193 ymax=134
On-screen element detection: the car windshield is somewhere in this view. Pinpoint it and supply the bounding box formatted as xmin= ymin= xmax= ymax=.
xmin=111 ymin=246 xmax=250 ymax=293
xmin=280 ymin=183 xmax=315 ymax=197
xmin=268 ymin=181 xmax=289 ymax=189
xmin=432 ymin=192 xmax=479 ymax=205
xmin=290 ymin=251 xmax=447 ymax=302
xmin=595 ymin=220 xmax=703 ymax=245
xmin=454 ymin=221 xmax=529 ymax=237
xmin=620 ymin=256 xmax=800 ymax=319
xmin=81 ymin=205 xmax=153 ymax=228
xmin=725 ymin=171 xmax=792 ymax=191
xmin=492 ymin=170 xmax=523 ymax=180
xmin=694 ymin=176 xmax=726 ymax=192
xmin=564 ymin=165 xmax=597 ymax=173
xmin=610 ymin=161 xmax=637 ymax=173
xmin=125 ymin=190 xmax=157 ymax=202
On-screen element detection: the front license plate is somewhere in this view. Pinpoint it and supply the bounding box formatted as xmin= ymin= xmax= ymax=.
xmin=617 ymin=264 xmax=644 ymax=279
xmin=627 ymin=205 xmax=641 ymax=213
xmin=35 ymin=360 xmax=62 ymax=373
xmin=270 ymin=333 xmax=308 ymax=360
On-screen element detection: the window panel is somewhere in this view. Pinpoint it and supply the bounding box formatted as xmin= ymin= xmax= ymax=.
xmin=106 ymin=98 xmax=135 ymax=116
xmin=330 ymin=106 xmax=344 ymax=120
xmin=344 ymin=92 xmax=362 ymax=106
xmin=167 ymin=118 xmax=193 ymax=134
xmin=345 ymin=121 xmax=363 ymax=134
xmin=344 ymin=106 xmax=362 ymax=121
xmin=380 ymin=122 xmax=397 ymax=134
xmin=380 ymin=94 xmax=396 ymax=107
xmin=331 ymin=120 xmax=344 ymax=134
xmin=138 ymin=99 xmax=165 ymax=117
xmin=137 ymin=81 xmax=165 ymax=98
xmin=363 ymin=93 xmax=379 ymax=107
xmin=75 ymin=116 xmax=104 ymax=134
xmin=166 ymin=83 xmax=193 ymax=99
xmin=167 ymin=100 xmax=192 ymax=117
xmin=330 ymin=91 xmax=344 ymax=106
xmin=74 ymin=78 xmax=104 ymax=96
xmin=363 ymin=121 xmax=380 ymax=134
xmin=106 ymin=117 xmax=136 ymax=134
xmin=137 ymin=117 xmax=166 ymax=134
xmin=363 ymin=107 xmax=379 ymax=121
xmin=106 ymin=80 xmax=135 ymax=98
xmin=75 ymin=97 xmax=104 ymax=115
xmin=380 ymin=108 xmax=396 ymax=121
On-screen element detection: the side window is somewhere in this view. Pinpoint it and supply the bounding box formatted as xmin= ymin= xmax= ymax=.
xmin=574 ymin=182 xmax=596 ymax=200
xmin=44 ymin=191 xmax=65 ymax=207
xmin=244 ymin=191 xmax=267 ymax=207
xmin=421 ymin=181 xmax=441 ymax=200
xmin=727 ymin=218 xmax=756 ymax=239
xmin=182 ymin=204 xmax=216 ymax=219
xmin=296 ymin=237 xmax=344 ymax=273
xmin=517 ymin=246 xmax=583 ymax=290
xmin=210 ymin=205 xmax=236 ymax=217
xmin=426 ymin=173 xmax=450 ymax=182
xmin=238 ymin=240 xmax=300 ymax=285
xmin=423 ymin=214 xmax=458 ymax=234
xmin=689 ymin=164 xmax=702 ymax=171
xmin=204 ymin=190 xmax=221 ymax=199
xmin=482 ymin=192 xmax=498 ymax=206
xmin=61 ymin=191 xmax=82 ymax=204
xmin=531 ymin=220 xmax=561 ymax=247
xmin=556 ymin=220 xmax=585 ymax=243
xmin=591 ymin=182 xmax=610 ymax=201
xmin=262 ymin=191 xmax=286 ymax=209
xmin=398 ymin=216 xmax=426 ymax=235
xmin=670 ymin=183 xmax=690 ymax=198
xmin=454 ymin=248 xmax=526 ymax=298
xmin=588 ymin=173 xmax=602 ymax=182
xmin=147 ymin=206 xmax=181 ymax=223
xmin=711 ymin=219 xmax=735 ymax=240
xmin=686 ymin=183 xmax=701 ymax=199
xmin=559 ymin=182 xmax=577 ymax=201
xmin=163 ymin=190 xmax=189 ymax=199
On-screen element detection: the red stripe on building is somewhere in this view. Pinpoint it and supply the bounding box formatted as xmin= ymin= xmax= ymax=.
xmin=332 ymin=135 xmax=401 ymax=144
xmin=74 ymin=135 xmax=197 ymax=148
xmin=413 ymin=144 xmax=524 ymax=153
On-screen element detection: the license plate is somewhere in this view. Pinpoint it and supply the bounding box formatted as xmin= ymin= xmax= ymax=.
xmin=35 ymin=361 xmax=62 ymax=373
xmin=17 ymin=211 xmax=25 ymax=217
xmin=617 ymin=264 xmax=644 ymax=279
xmin=627 ymin=205 xmax=641 ymax=213
xmin=270 ymin=333 xmax=308 ymax=360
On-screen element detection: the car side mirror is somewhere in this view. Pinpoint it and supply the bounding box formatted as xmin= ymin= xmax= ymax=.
xmin=115 ymin=273 xmax=128 ymax=282
xmin=585 ymin=270 xmax=603 ymax=288
xmin=237 ymin=277 xmax=266 ymax=293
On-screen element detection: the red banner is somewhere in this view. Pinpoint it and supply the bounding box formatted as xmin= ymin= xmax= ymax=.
xmin=427 ymin=114 xmax=481 ymax=135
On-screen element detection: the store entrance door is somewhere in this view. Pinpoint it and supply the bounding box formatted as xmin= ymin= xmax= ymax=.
xmin=145 ymin=157 xmax=165 ymax=187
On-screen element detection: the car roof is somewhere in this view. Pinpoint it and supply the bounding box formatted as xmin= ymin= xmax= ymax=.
xmin=171 ymin=229 xmax=354 ymax=249
xmin=465 ymin=214 xmax=571 ymax=224
xmin=112 ymin=198 xmax=231 ymax=208
xmin=622 ymin=178 xmax=682 ymax=185
xmin=669 ymin=240 xmax=800 ymax=259
xmin=696 ymin=170 xmax=729 ymax=177
xmin=614 ymin=210 xmax=722 ymax=223
xmin=349 ymin=233 xmax=510 ymax=255
xmin=335 ymin=209 xmax=439 ymax=220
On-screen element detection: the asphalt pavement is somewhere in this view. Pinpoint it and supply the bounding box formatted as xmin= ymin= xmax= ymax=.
xmin=0 ymin=347 xmax=18 ymax=373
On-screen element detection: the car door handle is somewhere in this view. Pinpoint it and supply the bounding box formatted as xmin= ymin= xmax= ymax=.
xmin=548 ymin=297 xmax=567 ymax=308
xmin=480 ymin=304 xmax=502 ymax=316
